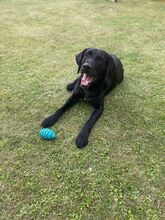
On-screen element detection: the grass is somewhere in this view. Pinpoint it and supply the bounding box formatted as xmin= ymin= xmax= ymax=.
xmin=0 ymin=0 xmax=165 ymax=219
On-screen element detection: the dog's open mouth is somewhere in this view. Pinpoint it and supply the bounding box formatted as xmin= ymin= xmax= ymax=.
xmin=81 ymin=73 xmax=93 ymax=87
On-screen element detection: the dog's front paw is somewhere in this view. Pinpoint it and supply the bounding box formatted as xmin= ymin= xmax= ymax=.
xmin=76 ymin=133 xmax=88 ymax=149
xmin=41 ymin=110 xmax=62 ymax=128
xmin=41 ymin=115 xmax=56 ymax=128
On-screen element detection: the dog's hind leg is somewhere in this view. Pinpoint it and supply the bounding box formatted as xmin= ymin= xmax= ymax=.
xmin=66 ymin=77 xmax=79 ymax=91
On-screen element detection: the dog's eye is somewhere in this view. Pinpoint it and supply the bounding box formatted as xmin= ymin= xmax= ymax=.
xmin=84 ymin=53 xmax=90 ymax=58
xmin=86 ymin=51 xmax=93 ymax=57
xmin=84 ymin=53 xmax=88 ymax=58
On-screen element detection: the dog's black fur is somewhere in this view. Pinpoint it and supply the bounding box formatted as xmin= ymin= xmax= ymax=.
xmin=41 ymin=48 xmax=124 ymax=148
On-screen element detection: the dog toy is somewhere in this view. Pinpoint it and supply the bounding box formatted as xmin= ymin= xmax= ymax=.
xmin=39 ymin=128 xmax=57 ymax=140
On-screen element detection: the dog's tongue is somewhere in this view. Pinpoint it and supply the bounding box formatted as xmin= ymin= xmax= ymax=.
xmin=81 ymin=73 xmax=93 ymax=86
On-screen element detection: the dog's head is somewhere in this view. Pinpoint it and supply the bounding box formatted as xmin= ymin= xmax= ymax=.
xmin=76 ymin=48 xmax=114 ymax=88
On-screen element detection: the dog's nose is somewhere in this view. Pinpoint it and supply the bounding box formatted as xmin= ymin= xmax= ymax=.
xmin=82 ymin=63 xmax=91 ymax=71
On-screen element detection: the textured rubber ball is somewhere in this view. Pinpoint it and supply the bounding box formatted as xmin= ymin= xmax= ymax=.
xmin=39 ymin=128 xmax=57 ymax=140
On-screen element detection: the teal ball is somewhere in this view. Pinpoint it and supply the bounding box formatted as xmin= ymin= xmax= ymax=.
xmin=39 ymin=128 xmax=57 ymax=140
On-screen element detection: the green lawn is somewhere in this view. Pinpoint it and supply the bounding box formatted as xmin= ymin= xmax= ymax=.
xmin=0 ymin=0 xmax=165 ymax=219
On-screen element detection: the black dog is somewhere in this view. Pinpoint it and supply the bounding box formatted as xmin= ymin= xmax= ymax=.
xmin=41 ymin=48 xmax=124 ymax=148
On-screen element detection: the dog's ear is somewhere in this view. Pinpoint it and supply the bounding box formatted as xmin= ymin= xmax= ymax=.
xmin=75 ymin=48 xmax=89 ymax=73
xmin=104 ymin=55 xmax=115 ymax=86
